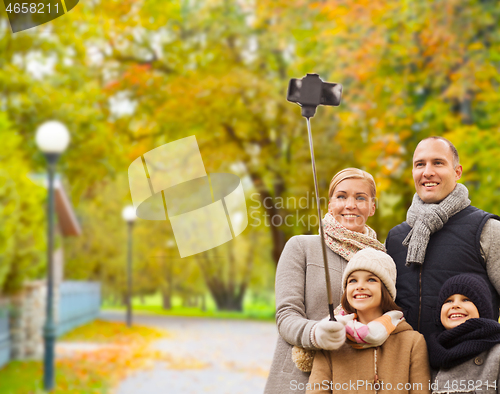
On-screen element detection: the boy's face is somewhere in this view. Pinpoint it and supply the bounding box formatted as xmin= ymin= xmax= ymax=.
xmin=440 ymin=293 xmax=480 ymax=330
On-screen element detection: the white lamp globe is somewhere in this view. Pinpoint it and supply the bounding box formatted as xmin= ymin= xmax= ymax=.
xmin=35 ymin=121 xmax=70 ymax=153
xmin=122 ymin=205 xmax=137 ymax=222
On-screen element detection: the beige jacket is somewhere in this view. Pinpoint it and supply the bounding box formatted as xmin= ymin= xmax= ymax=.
xmin=307 ymin=321 xmax=431 ymax=394
xmin=264 ymin=235 xmax=348 ymax=394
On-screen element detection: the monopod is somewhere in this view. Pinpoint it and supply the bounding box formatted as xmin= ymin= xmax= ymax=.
xmin=287 ymin=73 xmax=343 ymax=322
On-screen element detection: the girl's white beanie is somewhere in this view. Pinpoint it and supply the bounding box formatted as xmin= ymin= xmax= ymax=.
xmin=342 ymin=248 xmax=397 ymax=300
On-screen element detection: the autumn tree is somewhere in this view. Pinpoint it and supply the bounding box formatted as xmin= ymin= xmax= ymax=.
xmin=3 ymin=0 xmax=500 ymax=306
xmin=310 ymin=0 xmax=500 ymax=237
xmin=70 ymin=0 xmax=354 ymax=266
xmin=0 ymin=114 xmax=46 ymax=295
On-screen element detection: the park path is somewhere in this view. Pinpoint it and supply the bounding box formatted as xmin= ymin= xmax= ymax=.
xmin=100 ymin=312 xmax=278 ymax=394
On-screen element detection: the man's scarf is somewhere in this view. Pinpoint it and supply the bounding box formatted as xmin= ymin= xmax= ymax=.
xmin=402 ymin=183 xmax=470 ymax=266
xmin=427 ymin=318 xmax=500 ymax=369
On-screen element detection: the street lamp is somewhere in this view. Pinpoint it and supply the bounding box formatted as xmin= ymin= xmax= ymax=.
xmin=122 ymin=205 xmax=136 ymax=327
xmin=35 ymin=121 xmax=70 ymax=392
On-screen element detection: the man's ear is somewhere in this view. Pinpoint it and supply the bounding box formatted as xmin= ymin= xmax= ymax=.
xmin=455 ymin=165 xmax=463 ymax=181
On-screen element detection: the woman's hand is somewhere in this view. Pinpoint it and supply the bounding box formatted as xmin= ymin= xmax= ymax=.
xmin=312 ymin=317 xmax=347 ymax=350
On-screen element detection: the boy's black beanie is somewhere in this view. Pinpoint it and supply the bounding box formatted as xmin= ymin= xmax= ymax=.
xmin=436 ymin=274 xmax=494 ymax=321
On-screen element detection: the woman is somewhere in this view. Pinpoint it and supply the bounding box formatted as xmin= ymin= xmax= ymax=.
xmin=264 ymin=168 xmax=386 ymax=394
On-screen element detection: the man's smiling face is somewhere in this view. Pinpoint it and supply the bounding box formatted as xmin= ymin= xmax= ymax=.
xmin=412 ymin=139 xmax=463 ymax=203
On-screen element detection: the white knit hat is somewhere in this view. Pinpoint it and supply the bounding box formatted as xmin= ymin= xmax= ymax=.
xmin=342 ymin=248 xmax=397 ymax=300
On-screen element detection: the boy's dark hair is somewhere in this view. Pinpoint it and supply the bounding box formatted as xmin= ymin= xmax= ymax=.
xmin=341 ymin=282 xmax=402 ymax=315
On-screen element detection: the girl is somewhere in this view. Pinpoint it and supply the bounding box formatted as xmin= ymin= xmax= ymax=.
xmin=307 ymin=248 xmax=431 ymax=393
xmin=427 ymin=274 xmax=500 ymax=393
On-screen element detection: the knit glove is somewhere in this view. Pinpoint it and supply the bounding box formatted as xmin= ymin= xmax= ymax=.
xmin=311 ymin=317 xmax=347 ymax=350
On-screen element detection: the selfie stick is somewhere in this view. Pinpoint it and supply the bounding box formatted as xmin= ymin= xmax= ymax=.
xmin=287 ymin=74 xmax=343 ymax=322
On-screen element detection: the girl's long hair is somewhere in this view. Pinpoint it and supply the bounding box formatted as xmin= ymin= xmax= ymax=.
xmin=341 ymin=280 xmax=402 ymax=315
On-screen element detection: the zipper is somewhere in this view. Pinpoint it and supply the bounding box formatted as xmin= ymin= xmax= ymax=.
xmin=417 ymin=265 xmax=423 ymax=332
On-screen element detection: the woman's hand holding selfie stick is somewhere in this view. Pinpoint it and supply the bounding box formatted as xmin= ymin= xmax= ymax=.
xmin=312 ymin=317 xmax=347 ymax=350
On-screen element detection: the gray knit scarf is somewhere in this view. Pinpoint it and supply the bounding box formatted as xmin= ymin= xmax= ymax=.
xmin=403 ymin=183 xmax=470 ymax=266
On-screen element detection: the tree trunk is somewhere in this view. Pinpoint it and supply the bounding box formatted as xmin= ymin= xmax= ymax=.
xmin=162 ymin=254 xmax=173 ymax=310
xmin=222 ymin=123 xmax=289 ymax=266
xmin=195 ymin=232 xmax=256 ymax=312
xmin=211 ymin=287 xmax=245 ymax=311
xmin=201 ymin=295 xmax=206 ymax=312
xmin=162 ymin=292 xmax=171 ymax=310
xmin=121 ymin=293 xmax=128 ymax=306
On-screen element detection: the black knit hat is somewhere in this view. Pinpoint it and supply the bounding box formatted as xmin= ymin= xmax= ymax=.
xmin=436 ymin=274 xmax=493 ymax=321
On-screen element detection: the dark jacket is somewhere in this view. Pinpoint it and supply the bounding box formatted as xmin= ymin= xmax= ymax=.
xmin=386 ymin=205 xmax=500 ymax=339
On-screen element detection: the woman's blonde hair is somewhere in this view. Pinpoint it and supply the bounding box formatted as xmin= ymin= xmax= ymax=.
xmin=328 ymin=168 xmax=376 ymax=199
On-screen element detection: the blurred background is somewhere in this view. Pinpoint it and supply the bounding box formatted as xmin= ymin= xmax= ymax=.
xmin=1 ymin=0 xmax=500 ymax=392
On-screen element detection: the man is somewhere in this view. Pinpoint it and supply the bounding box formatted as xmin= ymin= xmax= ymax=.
xmin=386 ymin=136 xmax=500 ymax=338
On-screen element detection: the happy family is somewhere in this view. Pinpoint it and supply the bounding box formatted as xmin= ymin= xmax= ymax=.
xmin=264 ymin=136 xmax=500 ymax=394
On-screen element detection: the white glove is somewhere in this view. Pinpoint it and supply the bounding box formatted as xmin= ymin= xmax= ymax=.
xmin=312 ymin=317 xmax=347 ymax=350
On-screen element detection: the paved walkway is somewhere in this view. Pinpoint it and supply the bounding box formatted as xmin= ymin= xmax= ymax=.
xmin=100 ymin=312 xmax=278 ymax=394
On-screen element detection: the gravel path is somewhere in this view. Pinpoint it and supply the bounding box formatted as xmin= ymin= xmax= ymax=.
xmin=100 ymin=312 xmax=277 ymax=394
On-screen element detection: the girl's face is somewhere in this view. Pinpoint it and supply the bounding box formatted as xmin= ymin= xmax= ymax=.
xmin=440 ymin=294 xmax=480 ymax=330
xmin=346 ymin=270 xmax=383 ymax=322
xmin=329 ymin=179 xmax=375 ymax=233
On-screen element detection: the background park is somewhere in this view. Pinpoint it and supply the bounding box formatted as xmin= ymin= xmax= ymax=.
xmin=1 ymin=0 xmax=500 ymax=393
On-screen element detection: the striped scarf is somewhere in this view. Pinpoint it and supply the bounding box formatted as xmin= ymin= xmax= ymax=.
xmin=336 ymin=310 xmax=404 ymax=349
xmin=322 ymin=212 xmax=385 ymax=261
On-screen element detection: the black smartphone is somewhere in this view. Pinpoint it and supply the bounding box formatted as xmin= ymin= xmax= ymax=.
xmin=287 ymin=73 xmax=342 ymax=117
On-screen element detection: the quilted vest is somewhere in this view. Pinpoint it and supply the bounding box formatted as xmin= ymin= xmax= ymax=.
xmin=386 ymin=205 xmax=500 ymax=339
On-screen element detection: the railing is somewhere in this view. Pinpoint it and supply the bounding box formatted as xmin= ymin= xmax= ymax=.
xmin=0 ymin=308 xmax=9 ymax=369
xmin=0 ymin=281 xmax=101 ymax=368
xmin=57 ymin=281 xmax=101 ymax=337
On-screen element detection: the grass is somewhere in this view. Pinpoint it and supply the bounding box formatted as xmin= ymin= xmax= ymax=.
xmin=0 ymin=320 xmax=170 ymax=394
xmin=102 ymin=292 xmax=276 ymax=321
xmin=60 ymin=319 xmax=167 ymax=343
xmin=0 ymin=362 xmax=46 ymax=394
xmin=0 ymin=359 xmax=110 ymax=394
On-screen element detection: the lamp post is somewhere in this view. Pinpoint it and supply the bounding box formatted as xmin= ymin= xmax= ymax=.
xmin=35 ymin=121 xmax=70 ymax=392
xmin=122 ymin=205 xmax=136 ymax=327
